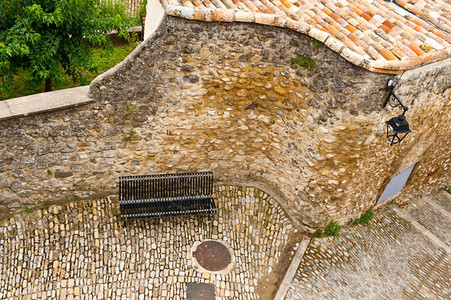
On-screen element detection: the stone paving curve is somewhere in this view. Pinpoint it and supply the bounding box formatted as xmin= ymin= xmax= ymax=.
xmin=0 ymin=185 xmax=300 ymax=300
xmin=285 ymin=190 xmax=451 ymax=300
xmin=1 ymin=186 xmax=450 ymax=300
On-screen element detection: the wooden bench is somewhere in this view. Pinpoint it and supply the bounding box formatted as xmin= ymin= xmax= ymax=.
xmin=118 ymin=172 xmax=217 ymax=221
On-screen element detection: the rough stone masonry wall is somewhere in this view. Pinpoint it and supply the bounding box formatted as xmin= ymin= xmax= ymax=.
xmin=387 ymin=61 xmax=450 ymax=204
xmin=0 ymin=16 xmax=449 ymax=231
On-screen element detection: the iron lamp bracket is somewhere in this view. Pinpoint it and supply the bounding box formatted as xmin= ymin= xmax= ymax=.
xmin=384 ymin=79 xmax=409 ymax=115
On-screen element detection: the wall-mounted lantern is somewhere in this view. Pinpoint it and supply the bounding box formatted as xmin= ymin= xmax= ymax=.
xmin=383 ymin=79 xmax=411 ymax=146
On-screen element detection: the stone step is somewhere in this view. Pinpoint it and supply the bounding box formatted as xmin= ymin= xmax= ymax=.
xmin=406 ymin=192 xmax=451 ymax=247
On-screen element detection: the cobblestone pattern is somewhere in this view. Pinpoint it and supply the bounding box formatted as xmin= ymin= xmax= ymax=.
xmin=408 ymin=198 xmax=451 ymax=246
xmin=396 ymin=190 xmax=450 ymax=299
xmin=285 ymin=209 xmax=450 ymax=300
xmin=0 ymin=185 xmax=299 ymax=299
xmin=415 ymin=255 xmax=450 ymax=300
xmin=433 ymin=191 xmax=451 ymax=213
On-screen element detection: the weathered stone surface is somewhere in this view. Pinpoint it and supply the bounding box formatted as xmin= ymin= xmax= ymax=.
xmin=287 ymin=191 xmax=451 ymax=300
xmin=0 ymin=186 xmax=301 ymax=299
xmin=54 ymin=171 xmax=74 ymax=178
xmin=0 ymin=16 xmax=449 ymax=230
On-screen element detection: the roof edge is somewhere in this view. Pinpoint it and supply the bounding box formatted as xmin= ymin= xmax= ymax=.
xmin=165 ymin=5 xmax=451 ymax=74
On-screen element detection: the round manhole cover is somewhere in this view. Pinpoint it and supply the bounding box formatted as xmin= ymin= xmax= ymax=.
xmin=194 ymin=240 xmax=232 ymax=272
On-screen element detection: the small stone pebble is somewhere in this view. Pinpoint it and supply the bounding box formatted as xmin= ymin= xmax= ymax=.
xmin=0 ymin=185 xmax=297 ymax=299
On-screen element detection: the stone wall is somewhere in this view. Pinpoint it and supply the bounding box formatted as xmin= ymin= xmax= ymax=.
xmin=387 ymin=61 xmax=451 ymax=204
xmin=1 ymin=16 xmax=449 ymax=231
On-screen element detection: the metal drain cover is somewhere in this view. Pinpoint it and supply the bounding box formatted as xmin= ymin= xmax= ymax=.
xmin=194 ymin=240 xmax=232 ymax=272
xmin=187 ymin=283 xmax=215 ymax=300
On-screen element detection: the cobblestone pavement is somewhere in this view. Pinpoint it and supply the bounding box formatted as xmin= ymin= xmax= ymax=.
xmin=407 ymin=191 xmax=451 ymax=247
xmin=0 ymin=185 xmax=300 ymax=300
xmin=286 ymin=190 xmax=451 ymax=300
xmin=1 ymin=187 xmax=450 ymax=300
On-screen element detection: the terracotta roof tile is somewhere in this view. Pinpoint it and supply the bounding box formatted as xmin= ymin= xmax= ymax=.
xmin=164 ymin=0 xmax=451 ymax=72
xmin=350 ymin=6 xmax=363 ymax=16
xmin=396 ymin=0 xmax=407 ymax=7
xmin=382 ymin=20 xmax=395 ymax=30
xmin=280 ymin=0 xmax=292 ymax=9
xmin=347 ymin=17 xmax=359 ymax=27
xmin=342 ymin=39 xmax=363 ymax=55
xmin=220 ymin=0 xmax=237 ymax=9
xmin=191 ymin=0 xmax=203 ymax=8
xmin=355 ymin=23 xmax=369 ymax=33
xmin=312 ymin=14 xmax=323 ymax=24
xmin=344 ymin=24 xmax=356 ymax=33
xmin=409 ymin=44 xmax=426 ymax=56
xmin=334 ymin=30 xmax=347 ymax=42
xmin=244 ymin=0 xmax=260 ymax=12
xmin=397 ymin=0 xmax=451 ymax=33
xmin=367 ymin=46 xmax=384 ymax=61
xmin=399 ymin=46 xmax=417 ymax=58
xmin=354 ymin=38 xmax=368 ymax=50
xmin=321 ymin=7 xmax=332 ymax=15
xmin=379 ymin=24 xmax=390 ymax=34
xmin=360 ymin=12 xmax=372 ymax=22
xmin=391 ymin=47 xmax=407 ymax=60
xmin=260 ymin=0 xmax=279 ymax=13
xmin=347 ymin=32 xmax=359 ymax=43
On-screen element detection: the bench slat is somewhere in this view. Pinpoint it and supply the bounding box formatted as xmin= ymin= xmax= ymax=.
xmin=118 ymin=172 xmax=216 ymax=222
xmin=119 ymin=195 xmax=213 ymax=205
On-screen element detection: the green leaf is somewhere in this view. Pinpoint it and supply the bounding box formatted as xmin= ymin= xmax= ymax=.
xmin=0 ymin=0 xmax=133 ymax=93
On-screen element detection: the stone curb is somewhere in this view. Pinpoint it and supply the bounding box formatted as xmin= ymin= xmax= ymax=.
xmin=164 ymin=5 xmax=450 ymax=73
xmin=0 ymin=86 xmax=92 ymax=121
xmin=273 ymin=236 xmax=311 ymax=300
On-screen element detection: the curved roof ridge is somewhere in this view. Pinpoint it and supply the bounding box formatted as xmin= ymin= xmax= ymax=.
xmin=163 ymin=0 xmax=451 ymax=73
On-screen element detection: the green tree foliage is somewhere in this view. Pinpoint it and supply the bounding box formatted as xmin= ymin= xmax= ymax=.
xmin=0 ymin=0 xmax=129 ymax=92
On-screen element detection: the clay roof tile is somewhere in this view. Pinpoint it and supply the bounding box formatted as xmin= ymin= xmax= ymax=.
xmin=409 ymin=44 xmax=426 ymax=56
xmin=219 ymin=0 xmax=235 ymax=8
xmin=164 ymin=0 xmax=451 ymax=72
xmin=399 ymin=45 xmax=418 ymax=57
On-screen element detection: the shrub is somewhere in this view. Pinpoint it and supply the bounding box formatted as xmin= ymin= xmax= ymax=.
xmin=324 ymin=220 xmax=341 ymax=236
xmin=313 ymin=228 xmax=324 ymax=238
xmin=0 ymin=0 xmax=132 ymax=93
xmin=138 ymin=0 xmax=148 ymax=16
xmin=354 ymin=208 xmax=374 ymax=225
xmin=99 ymin=0 xmax=138 ymax=27
xmin=314 ymin=220 xmax=341 ymax=238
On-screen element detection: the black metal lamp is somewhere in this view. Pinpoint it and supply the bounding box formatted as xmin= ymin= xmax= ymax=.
xmin=385 ymin=115 xmax=411 ymax=145
xmin=383 ymin=79 xmax=411 ymax=146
